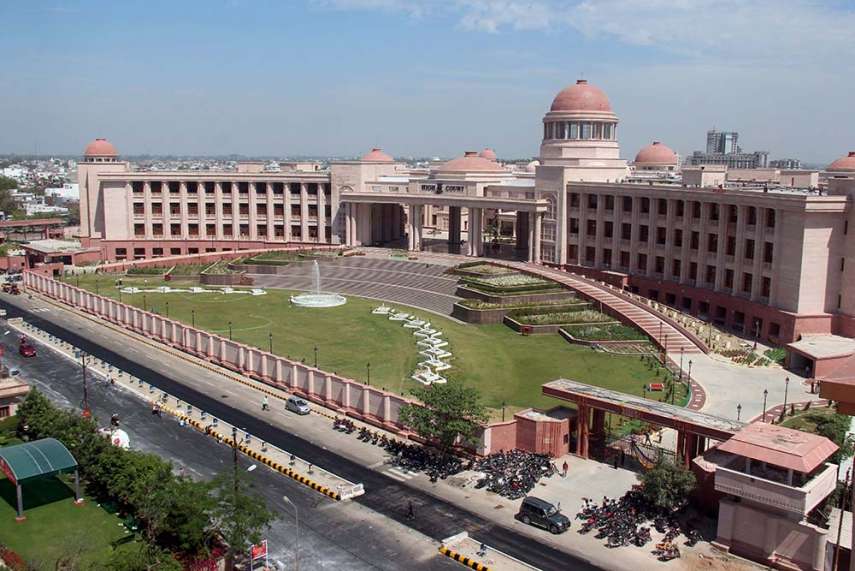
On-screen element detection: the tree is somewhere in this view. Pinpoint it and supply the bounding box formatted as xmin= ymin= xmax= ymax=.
xmin=638 ymin=459 xmax=696 ymax=511
xmin=399 ymin=380 xmax=489 ymax=457
xmin=209 ymin=471 xmax=274 ymax=571
xmin=107 ymin=542 xmax=182 ymax=571
xmin=811 ymin=411 xmax=855 ymax=464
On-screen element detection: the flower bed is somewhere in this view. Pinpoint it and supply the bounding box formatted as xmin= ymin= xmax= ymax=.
xmin=461 ymin=273 xmax=561 ymax=295
xmin=453 ymin=262 xmax=515 ymax=276
xmin=127 ymin=265 xmax=171 ymax=275
xmin=514 ymin=309 xmax=613 ymax=326
xmin=561 ymin=323 xmax=649 ymax=341
xmin=459 ymin=298 xmax=585 ymax=310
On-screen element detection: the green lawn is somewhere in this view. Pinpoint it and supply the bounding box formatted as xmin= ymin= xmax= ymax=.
xmin=0 ymin=475 xmax=138 ymax=569
xmin=65 ymin=274 xmax=665 ymax=412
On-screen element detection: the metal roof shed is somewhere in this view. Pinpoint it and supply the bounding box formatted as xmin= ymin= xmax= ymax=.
xmin=0 ymin=438 xmax=81 ymax=521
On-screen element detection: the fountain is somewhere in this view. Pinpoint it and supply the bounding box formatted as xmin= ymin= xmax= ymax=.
xmin=290 ymin=260 xmax=347 ymax=308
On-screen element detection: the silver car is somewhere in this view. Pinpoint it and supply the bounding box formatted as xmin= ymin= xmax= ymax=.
xmin=286 ymin=396 xmax=310 ymax=415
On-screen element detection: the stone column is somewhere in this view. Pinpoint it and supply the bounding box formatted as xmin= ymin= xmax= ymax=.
xmin=534 ymin=212 xmax=542 ymax=264
xmin=407 ymin=205 xmax=415 ymax=251
xmin=300 ymin=183 xmax=309 ymax=242
xmin=448 ymin=206 xmax=461 ymax=247
xmin=415 ymin=204 xmax=423 ymax=251
xmin=528 ymin=211 xmax=536 ymax=262
xmin=344 ymin=203 xmax=352 ymax=246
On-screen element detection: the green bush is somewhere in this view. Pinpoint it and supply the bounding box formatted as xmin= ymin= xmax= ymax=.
xmin=460 ymin=299 xmax=582 ymax=311
xmin=515 ymin=309 xmax=613 ymax=326
xmin=562 ymin=323 xmax=648 ymax=341
xmin=764 ymin=347 xmax=786 ymax=364
xmin=127 ymin=266 xmax=170 ymax=275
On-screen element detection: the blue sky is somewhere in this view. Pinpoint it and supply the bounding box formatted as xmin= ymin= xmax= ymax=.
xmin=1 ymin=0 xmax=853 ymax=164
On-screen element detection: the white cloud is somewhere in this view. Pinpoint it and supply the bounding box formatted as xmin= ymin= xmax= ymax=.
xmin=315 ymin=0 xmax=855 ymax=65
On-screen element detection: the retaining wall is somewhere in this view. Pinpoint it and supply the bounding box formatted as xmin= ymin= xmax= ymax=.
xmin=455 ymin=285 xmax=574 ymax=306
xmin=23 ymin=271 xmax=414 ymax=434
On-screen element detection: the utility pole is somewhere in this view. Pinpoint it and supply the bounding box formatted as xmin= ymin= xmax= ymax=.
xmin=79 ymin=351 xmax=91 ymax=418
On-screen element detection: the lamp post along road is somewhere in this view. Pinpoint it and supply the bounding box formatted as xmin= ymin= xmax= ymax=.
xmin=737 ymin=403 xmax=742 ymax=421
xmin=282 ymin=495 xmax=300 ymax=571
xmin=762 ymin=389 xmax=769 ymax=422
xmin=783 ymin=376 xmax=790 ymax=410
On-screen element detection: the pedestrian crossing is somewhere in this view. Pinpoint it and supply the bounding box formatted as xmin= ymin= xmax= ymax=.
xmin=384 ymin=466 xmax=420 ymax=482
xmin=30 ymin=307 xmax=51 ymax=313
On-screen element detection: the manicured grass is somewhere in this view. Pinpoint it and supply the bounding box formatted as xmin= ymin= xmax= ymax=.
xmin=0 ymin=475 xmax=138 ymax=568
xmin=65 ymin=274 xmax=664 ymax=411
xmin=562 ymin=323 xmax=650 ymax=342
xmin=0 ymin=415 xmax=21 ymax=447
xmin=781 ymin=407 xmax=837 ymax=432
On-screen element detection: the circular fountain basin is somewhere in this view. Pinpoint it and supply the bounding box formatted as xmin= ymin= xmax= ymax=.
xmin=290 ymin=293 xmax=347 ymax=308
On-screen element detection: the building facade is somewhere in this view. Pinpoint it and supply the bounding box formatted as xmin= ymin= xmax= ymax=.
xmin=77 ymin=82 xmax=855 ymax=343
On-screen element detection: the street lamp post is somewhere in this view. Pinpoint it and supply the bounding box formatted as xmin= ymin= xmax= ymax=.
xmin=783 ymin=376 xmax=790 ymax=410
xmin=313 ymin=346 xmax=318 ymax=368
xmin=366 ymin=362 xmax=371 ymax=386
xmin=79 ymin=351 xmax=91 ymax=418
xmin=502 ymin=401 xmax=507 ymax=422
xmin=166 ymin=301 xmax=169 ymax=318
xmin=282 ymin=495 xmax=300 ymax=571
xmin=762 ymin=389 xmax=769 ymax=422
xmin=687 ymin=359 xmax=693 ymax=383
xmin=143 ymin=294 xmax=147 ymax=312
xmin=679 ymin=348 xmax=684 ymax=382
xmin=191 ymin=309 xmax=195 ymax=328
xmin=268 ymin=332 xmax=273 ymax=354
xmin=228 ymin=321 xmax=233 ymax=340
xmin=737 ymin=403 xmax=742 ymax=421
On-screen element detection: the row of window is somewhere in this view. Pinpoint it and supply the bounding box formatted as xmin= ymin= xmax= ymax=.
xmin=569 ymin=193 xmax=777 ymax=228
xmin=543 ymin=121 xmax=617 ymax=142
xmin=130 ymin=181 xmax=329 ymax=195
xmin=114 ymin=236 xmax=333 ymax=262
xmin=570 ymin=219 xmax=775 ymax=262
xmin=132 ymin=223 xmax=332 ymax=240
xmin=133 ymin=203 xmax=331 ymax=218
xmin=570 ymin=245 xmax=773 ymax=297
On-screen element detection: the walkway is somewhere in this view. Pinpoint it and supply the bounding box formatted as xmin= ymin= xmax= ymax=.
xmin=248 ymin=256 xmax=462 ymax=316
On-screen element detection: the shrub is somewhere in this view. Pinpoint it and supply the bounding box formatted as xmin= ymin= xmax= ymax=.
xmin=515 ymin=309 xmax=613 ymax=326
xmin=638 ymin=459 xmax=696 ymax=511
xmin=764 ymin=347 xmax=786 ymax=364
xmin=127 ymin=266 xmax=170 ymax=275
xmin=562 ymin=323 xmax=648 ymax=341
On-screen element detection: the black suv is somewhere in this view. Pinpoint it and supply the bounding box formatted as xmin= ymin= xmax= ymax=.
xmin=515 ymin=496 xmax=571 ymax=534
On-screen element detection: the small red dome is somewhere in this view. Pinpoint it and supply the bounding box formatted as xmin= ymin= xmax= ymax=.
xmin=437 ymin=151 xmax=507 ymax=173
xmin=360 ymin=148 xmax=394 ymax=162
xmin=828 ymin=151 xmax=855 ymax=172
xmin=634 ymin=141 xmax=677 ymax=165
xmin=479 ymin=148 xmax=497 ymax=161
xmin=84 ymin=138 xmax=118 ymax=157
xmin=550 ymin=80 xmax=612 ymax=113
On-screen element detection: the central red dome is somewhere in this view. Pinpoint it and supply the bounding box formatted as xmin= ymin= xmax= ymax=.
xmin=84 ymin=138 xmax=118 ymax=157
xmin=437 ymin=151 xmax=506 ymax=173
xmin=361 ymin=148 xmax=394 ymax=162
xmin=634 ymin=141 xmax=677 ymax=165
xmin=479 ymin=148 xmax=497 ymax=161
xmin=550 ymin=80 xmax=612 ymax=113
xmin=828 ymin=152 xmax=855 ymax=172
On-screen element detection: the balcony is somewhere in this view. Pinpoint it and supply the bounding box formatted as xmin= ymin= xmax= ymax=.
xmin=714 ymin=462 xmax=837 ymax=517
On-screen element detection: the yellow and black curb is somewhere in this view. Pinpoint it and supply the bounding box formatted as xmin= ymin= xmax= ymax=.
xmin=157 ymin=407 xmax=342 ymax=501
xmin=439 ymin=546 xmax=491 ymax=571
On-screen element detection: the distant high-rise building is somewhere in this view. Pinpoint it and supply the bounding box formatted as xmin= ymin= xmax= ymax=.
xmin=689 ymin=129 xmax=767 ymax=168
xmin=706 ymin=130 xmax=739 ymax=154
xmin=769 ymin=158 xmax=802 ymax=170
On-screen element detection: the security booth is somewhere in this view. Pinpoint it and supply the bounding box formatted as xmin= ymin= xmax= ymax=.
xmin=0 ymin=438 xmax=81 ymax=521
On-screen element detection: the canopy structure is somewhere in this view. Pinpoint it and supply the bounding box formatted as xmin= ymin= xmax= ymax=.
xmin=0 ymin=438 xmax=80 ymax=521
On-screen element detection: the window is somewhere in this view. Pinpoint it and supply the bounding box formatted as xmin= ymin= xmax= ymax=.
xmin=726 ymin=236 xmax=736 ymax=256
xmin=705 ymin=265 xmax=716 ymax=284
xmin=115 ymin=248 xmax=127 ymax=259
xmin=675 ymin=201 xmax=684 ymax=217
xmin=764 ymin=242 xmax=774 ymax=264
xmin=255 ymin=182 xmax=267 ymax=194
xmin=744 ymin=239 xmax=755 ymax=260
xmin=581 ymin=123 xmax=592 ymax=139
xmin=762 ymin=277 xmax=771 ymax=297
xmin=186 ymin=181 xmax=198 ymax=194
xmin=692 ymin=202 xmax=701 ymax=219
xmin=724 ymin=269 xmax=734 ymax=288
xmin=171 ymin=248 xmax=182 ymax=256
xmin=188 ymin=224 xmax=199 ymax=236
xmin=223 ymin=224 xmax=232 ymax=235
xmin=622 ymin=196 xmax=632 ymax=212
xmin=603 ymin=248 xmax=612 ymax=267
xmin=619 ymin=251 xmax=630 ymax=268
xmin=570 ymin=193 xmax=580 ymax=207
xmin=131 ymin=181 xmax=144 ymax=193
xmin=152 ymin=223 xmax=163 ymax=236
xmin=707 ymin=233 xmax=718 ymax=253
xmin=133 ymin=203 xmax=145 ymax=215
xmin=658 ymin=199 xmax=667 ymax=216
xmin=710 ymin=203 xmax=719 ymax=222
xmin=656 ymin=227 xmax=666 ymax=245
xmin=655 ymin=256 xmax=665 ymax=273
xmin=205 ymin=181 xmax=216 ymax=194
xmin=689 ymin=262 xmax=698 ymax=280
xmin=206 ymin=224 xmax=216 ymax=236
xmin=769 ymin=322 xmax=781 ymax=337
xmin=238 ymin=182 xmax=249 ymax=194
xmin=585 ymin=246 xmax=595 ymax=264
xmin=672 ymin=259 xmax=681 ymax=278
xmin=690 ymin=232 xmax=699 ymax=250
xmin=586 ymin=220 xmax=597 ymax=237
xmin=605 ymin=195 xmax=614 ymax=211
xmin=221 ymin=182 xmax=232 ymax=193
xmin=637 ymin=253 xmax=647 ymax=271
xmin=257 ymin=204 xmax=267 ymax=216
xmin=569 ymin=122 xmax=579 ymax=139
xmin=133 ymin=224 xmax=144 ymax=237
xmin=223 ymin=204 xmax=232 ymax=216
xmin=152 ymin=203 xmax=163 ymax=215
xmin=742 ymin=273 xmax=753 ymax=293
xmin=621 ymin=223 xmax=631 ymax=240
xmin=570 ymin=218 xmax=579 ymax=234
xmin=641 ymin=198 xmax=650 ymax=214
xmin=748 ymin=207 xmax=757 ymax=225
xmin=170 ymin=223 xmax=181 ymax=235
xmin=169 ymin=181 xmax=180 ymax=194
xmin=604 ymin=221 xmax=613 ymax=238
xmin=239 ymin=205 xmax=249 ymax=216
xmin=587 ymin=194 xmax=598 ymax=209
xmin=766 ymin=209 xmax=776 ymax=228
xmin=188 ymin=204 xmax=198 ymax=216
xmin=639 ymin=225 xmax=649 ymax=242
xmin=150 ymin=182 xmax=162 ymax=194
xmin=152 ymin=247 xmax=164 ymax=257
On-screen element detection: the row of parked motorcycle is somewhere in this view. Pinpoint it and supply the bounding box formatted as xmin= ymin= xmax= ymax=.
xmin=575 ymin=488 xmax=700 ymax=562
xmin=332 ymin=417 xmax=556 ymax=497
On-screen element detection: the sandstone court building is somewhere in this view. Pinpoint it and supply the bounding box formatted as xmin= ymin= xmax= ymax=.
xmin=76 ymin=80 xmax=855 ymax=345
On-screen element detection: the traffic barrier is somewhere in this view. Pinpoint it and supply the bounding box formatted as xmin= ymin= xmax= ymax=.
xmin=438 ymin=546 xmax=491 ymax=571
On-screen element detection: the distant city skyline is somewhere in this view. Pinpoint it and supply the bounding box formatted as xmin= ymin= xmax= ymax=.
xmin=1 ymin=0 xmax=853 ymax=164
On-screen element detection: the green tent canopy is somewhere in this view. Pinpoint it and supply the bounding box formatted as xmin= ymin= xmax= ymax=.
xmin=0 ymin=438 xmax=80 ymax=520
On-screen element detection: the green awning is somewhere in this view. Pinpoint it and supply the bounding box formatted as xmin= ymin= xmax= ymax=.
xmin=0 ymin=438 xmax=78 ymax=486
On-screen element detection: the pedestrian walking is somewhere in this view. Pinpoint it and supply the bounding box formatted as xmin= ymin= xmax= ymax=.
xmin=407 ymin=500 xmax=415 ymax=520
xmin=262 ymin=395 xmax=269 ymax=411
xmin=613 ymin=454 xmax=619 ymax=470
xmin=620 ymin=449 xmax=626 ymax=466
xmin=562 ymin=460 xmax=569 ymax=478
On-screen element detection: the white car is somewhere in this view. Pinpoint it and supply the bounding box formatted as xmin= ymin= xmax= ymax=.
xmin=285 ymin=396 xmax=310 ymax=415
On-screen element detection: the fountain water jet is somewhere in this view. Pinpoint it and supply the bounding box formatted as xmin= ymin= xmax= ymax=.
xmin=290 ymin=260 xmax=347 ymax=308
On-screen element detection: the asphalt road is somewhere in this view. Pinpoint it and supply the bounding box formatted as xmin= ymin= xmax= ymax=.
xmin=2 ymin=318 xmax=456 ymax=570
xmin=1 ymin=295 xmax=601 ymax=571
